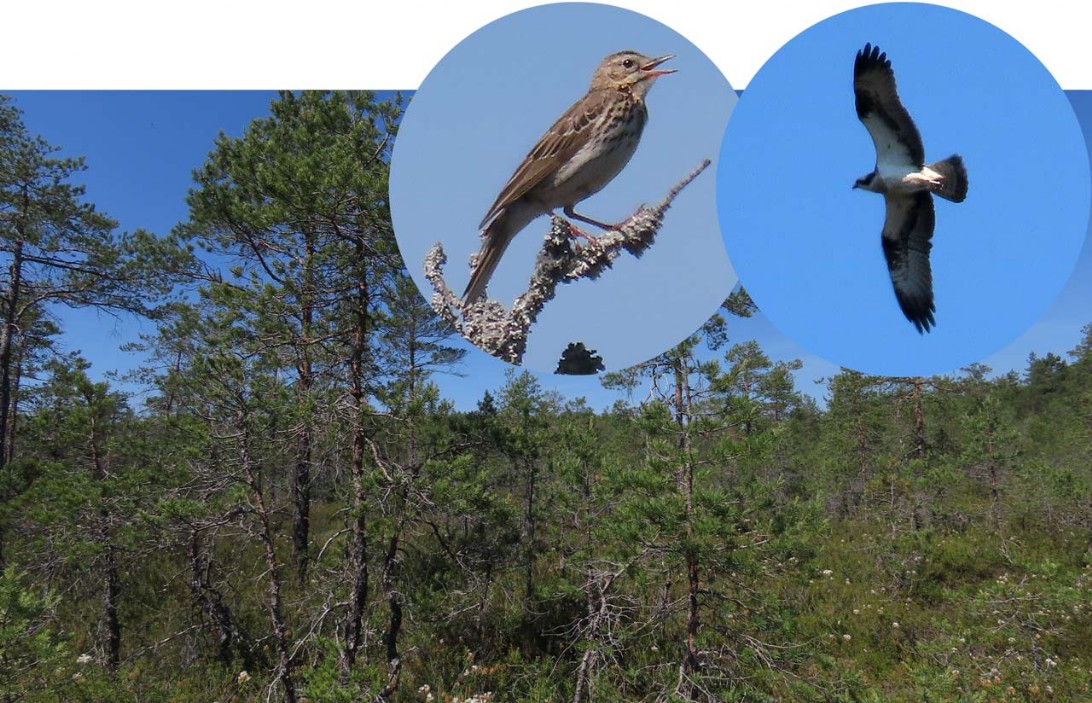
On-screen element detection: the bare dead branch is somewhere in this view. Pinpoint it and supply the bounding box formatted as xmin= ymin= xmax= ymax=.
xmin=424 ymin=159 xmax=711 ymax=365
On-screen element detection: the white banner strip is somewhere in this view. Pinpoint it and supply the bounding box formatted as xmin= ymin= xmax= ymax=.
xmin=2 ymin=1 xmax=1088 ymax=89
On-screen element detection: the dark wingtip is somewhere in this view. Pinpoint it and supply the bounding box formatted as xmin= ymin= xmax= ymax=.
xmin=854 ymin=42 xmax=889 ymax=76
xmin=897 ymin=284 xmax=936 ymax=334
xmin=909 ymin=307 xmax=936 ymax=334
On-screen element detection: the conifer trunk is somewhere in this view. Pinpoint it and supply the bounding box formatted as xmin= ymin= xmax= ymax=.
xmin=340 ymin=237 xmax=372 ymax=680
xmin=0 ymin=187 xmax=28 ymax=470
xmin=238 ymin=419 xmax=297 ymax=703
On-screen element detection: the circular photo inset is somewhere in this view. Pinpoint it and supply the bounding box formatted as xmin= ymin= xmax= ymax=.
xmin=716 ymin=2 xmax=1089 ymax=377
xmin=391 ymin=2 xmax=737 ymax=374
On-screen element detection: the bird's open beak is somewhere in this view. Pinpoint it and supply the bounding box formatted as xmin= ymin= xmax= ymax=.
xmin=641 ymin=54 xmax=677 ymax=78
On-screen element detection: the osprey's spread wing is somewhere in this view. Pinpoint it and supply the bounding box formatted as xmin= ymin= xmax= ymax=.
xmin=854 ymin=43 xmax=924 ymax=170
xmin=881 ymin=190 xmax=936 ymax=333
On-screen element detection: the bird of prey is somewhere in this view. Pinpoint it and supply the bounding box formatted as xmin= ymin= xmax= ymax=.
xmin=462 ymin=50 xmax=676 ymax=304
xmin=853 ymin=42 xmax=968 ymax=333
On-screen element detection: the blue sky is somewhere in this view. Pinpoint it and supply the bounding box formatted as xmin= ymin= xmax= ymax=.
xmin=716 ymin=3 xmax=1090 ymax=378
xmin=389 ymin=2 xmax=737 ymax=373
xmin=4 ymin=83 xmax=1090 ymax=411
xmin=3 ymin=91 xmax=280 ymax=394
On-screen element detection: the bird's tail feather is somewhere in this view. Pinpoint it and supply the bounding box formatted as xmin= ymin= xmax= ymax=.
xmin=463 ymin=202 xmax=540 ymax=305
xmin=463 ymin=211 xmax=515 ymax=304
xmin=928 ymin=154 xmax=968 ymax=203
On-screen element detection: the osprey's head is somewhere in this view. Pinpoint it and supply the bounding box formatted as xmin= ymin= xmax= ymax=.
xmin=853 ymin=171 xmax=880 ymax=192
xmin=591 ymin=51 xmax=676 ymax=97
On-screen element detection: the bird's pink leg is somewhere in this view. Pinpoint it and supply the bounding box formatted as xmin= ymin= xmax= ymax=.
xmin=548 ymin=209 xmax=592 ymax=241
xmin=563 ymin=205 xmax=619 ymax=232
xmin=564 ymin=222 xmax=595 ymax=241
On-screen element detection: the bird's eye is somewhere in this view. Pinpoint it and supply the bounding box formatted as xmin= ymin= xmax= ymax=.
xmin=622 ymin=58 xmax=635 ymax=69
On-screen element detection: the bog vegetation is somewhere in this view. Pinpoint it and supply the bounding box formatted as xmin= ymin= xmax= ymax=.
xmin=1 ymin=92 xmax=1090 ymax=702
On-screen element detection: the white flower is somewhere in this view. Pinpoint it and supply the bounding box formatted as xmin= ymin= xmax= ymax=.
xmin=842 ymin=634 xmax=852 ymax=641
xmin=76 ymin=654 xmax=93 ymax=665
xmin=821 ymin=569 xmax=833 ymax=577
xmin=237 ymin=670 xmax=251 ymax=684
xmin=892 ymin=622 xmax=900 ymax=628
xmin=419 ymin=685 xmax=431 ymax=694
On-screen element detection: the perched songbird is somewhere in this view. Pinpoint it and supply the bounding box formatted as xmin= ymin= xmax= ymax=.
xmin=853 ymin=42 xmax=968 ymax=333
xmin=463 ymin=50 xmax=676 ymax=303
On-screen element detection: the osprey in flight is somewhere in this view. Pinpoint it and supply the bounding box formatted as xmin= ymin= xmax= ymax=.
xmin=853 ymin=42 xmax=969 ymax=333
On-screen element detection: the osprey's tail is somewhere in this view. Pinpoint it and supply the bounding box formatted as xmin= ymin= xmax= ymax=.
xmin=928 ymin=154 xmax=968 ymax=203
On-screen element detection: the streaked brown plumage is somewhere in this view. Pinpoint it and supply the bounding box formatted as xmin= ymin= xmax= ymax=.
xmin=463 ymin=50 xmax=676 ymax=303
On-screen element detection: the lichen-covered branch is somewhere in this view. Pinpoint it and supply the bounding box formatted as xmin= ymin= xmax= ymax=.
xmin=424 ymin=159 xmax=711 ymax=365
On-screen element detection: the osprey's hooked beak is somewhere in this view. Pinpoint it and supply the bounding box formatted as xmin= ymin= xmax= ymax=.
xmin=641 ymin=54 xmax=677 ymax=78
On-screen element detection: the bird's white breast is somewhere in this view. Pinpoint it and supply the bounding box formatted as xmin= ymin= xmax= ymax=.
xmin=551 ymin=131 xmax=640 ymax=203
xmin=876 ymin=153 xmax=915 ymax=184
xmin=864 ymin=113 xmax=917 ymax=183
xmin=544 ymin=103 xmax=647 ymax=208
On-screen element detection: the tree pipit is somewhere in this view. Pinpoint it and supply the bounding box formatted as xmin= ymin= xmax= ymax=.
xmin=463 ymin=50 xmax=676 ymax=303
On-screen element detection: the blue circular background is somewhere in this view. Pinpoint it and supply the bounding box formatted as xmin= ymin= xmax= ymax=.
xmin=716 ymin=3 xmax=1090 ymax=377
xmin=390 ymin=3 xmax=737 ymax=373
